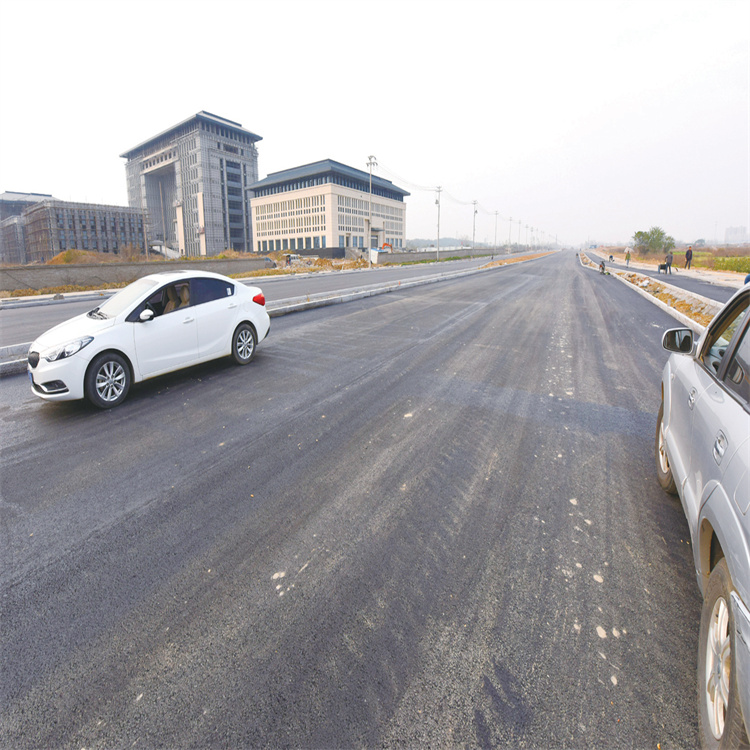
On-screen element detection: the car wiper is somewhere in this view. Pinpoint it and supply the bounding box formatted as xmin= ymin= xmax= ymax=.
xmin=87 ymin=308 xmax=107 ymax=319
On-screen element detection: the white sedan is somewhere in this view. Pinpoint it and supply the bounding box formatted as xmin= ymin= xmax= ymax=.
xmin=27 ymin=270 xmax=270 ymax=408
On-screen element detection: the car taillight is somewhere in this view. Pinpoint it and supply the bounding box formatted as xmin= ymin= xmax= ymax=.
xmin=252 ymin=292 xmax=266 ymax=306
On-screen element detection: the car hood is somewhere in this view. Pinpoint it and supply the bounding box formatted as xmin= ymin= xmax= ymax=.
xmin=30 ymin=312 xmax=116 ymax=352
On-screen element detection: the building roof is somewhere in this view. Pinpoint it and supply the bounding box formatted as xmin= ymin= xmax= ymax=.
xmin=0 ymin=192 xmax=53 ymax=203
xmin=120 ymin=111 xmax=262 ymax=159
xmin=249 ymin=159 xmax=410 ymax=197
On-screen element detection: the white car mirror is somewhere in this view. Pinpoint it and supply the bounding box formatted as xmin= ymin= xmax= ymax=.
xmin=662 ymin=327 xmax=693 ymax=354
xmin=139 ymin=309 xmax=154 ymax=322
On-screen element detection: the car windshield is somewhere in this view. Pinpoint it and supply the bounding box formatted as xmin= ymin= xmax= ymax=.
xmin=96 ymin=277 xmax=161 ymax=318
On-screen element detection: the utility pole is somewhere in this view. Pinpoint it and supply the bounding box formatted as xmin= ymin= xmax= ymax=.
xmin=367 ymin=155 xmax=377 ymax=268
xmin=494 ymin=211 xmax=498 ymax=251
xmin=435 ymin=186 xmax=442 ymax=263
xmin=472 ymin=200 xmax=478 ymax=250
xmin=508 ymin=216 xmax=512 ymax=248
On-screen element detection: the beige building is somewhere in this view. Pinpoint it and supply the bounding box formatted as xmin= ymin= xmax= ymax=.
xmin=248 ymin=159 xmax=409 ymax=257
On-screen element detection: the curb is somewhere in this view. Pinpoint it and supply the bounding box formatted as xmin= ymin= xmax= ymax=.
xmin=0 ymin=257 xmax=545 ymax=378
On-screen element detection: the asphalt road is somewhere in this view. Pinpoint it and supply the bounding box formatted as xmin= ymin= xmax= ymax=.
xmin=0 ymin=251 xmax=701 ymax=748
xmin=0 ymin=258 xmax=491 ymax=348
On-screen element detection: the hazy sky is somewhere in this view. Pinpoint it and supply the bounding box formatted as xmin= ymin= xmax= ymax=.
xmin=1 ymin=0 xmax=748 ymax=247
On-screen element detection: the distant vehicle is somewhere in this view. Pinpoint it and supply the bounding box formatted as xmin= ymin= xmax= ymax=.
xmin=657 ymin=282 xmax=750 ymax=747
xmin=27 ymin=270 xmax=270 ymax=408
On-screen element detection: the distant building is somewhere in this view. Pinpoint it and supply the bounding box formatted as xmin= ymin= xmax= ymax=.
xmin=0 ymin=215 xmax=27 ymax=264
xmin=22 ymin=200 xmax=146 ymax=264
xmin=725 ymin=226 xmax=749 ymax=245
xmin=121 ymin=111 xmax=262 ymax=257
xmin=0 ymin=191 xmax=52 ymax=222
xmin=248 ymin=159 xmax=409 ymax=257
xmin=0 ymin=192 xmax=53 ymax=263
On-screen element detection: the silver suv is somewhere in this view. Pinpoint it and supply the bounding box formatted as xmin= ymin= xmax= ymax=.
xmin=657 ymin=283 xmax=750 ymax=748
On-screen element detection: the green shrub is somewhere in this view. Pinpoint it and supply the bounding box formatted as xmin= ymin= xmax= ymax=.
xmin=714 ymin=257 xmax=750 ymax=273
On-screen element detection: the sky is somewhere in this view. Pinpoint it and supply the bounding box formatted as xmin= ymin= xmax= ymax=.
xmin=0 ymin=0 xmax=748 ymax=248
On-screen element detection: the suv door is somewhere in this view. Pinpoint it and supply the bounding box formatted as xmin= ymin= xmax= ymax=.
xmin=689 ymin=292 xmax=750 ymax=514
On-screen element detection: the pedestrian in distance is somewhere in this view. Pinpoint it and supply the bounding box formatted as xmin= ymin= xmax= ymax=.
xmin=665 ymin=251 xmax=673 ymax=274
xmin=685 ymin=246 xmax=693 ymax=269
xmin=625 ymin=249 xmax=631 ymax=268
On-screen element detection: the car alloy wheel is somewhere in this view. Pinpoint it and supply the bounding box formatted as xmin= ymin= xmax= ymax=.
xmin=86 ymin=353 xmax=131 ymax=409
xmin=706 ymin=595 xmax=731 ymax=739
xmin=655 ymin=402 xmax=677 ymax=494
xmin=698 ymin=559 xmax=750 ymax=748
xmin=232 ymin=323 xmax=256 ymax=365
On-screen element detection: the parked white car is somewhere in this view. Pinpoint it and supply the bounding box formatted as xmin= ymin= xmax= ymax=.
xmin=657 ymin=282 xmax=750 ymax=748
xmin=27 ymin=270 xmax=270 ymax=408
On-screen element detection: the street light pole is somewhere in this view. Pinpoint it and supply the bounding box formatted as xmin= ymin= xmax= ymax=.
xmin=367 ymin=155 xmax=377 ymax=268
xmin=435 ymin=186 xmax=442 ymax=263
xmin=472 ymin=200 xmax=478 ymax=250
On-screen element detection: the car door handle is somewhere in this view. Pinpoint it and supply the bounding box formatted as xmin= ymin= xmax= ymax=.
xmin=183 ymin=317 xmax=195 ymax=324
xmin=228 ymin=302 xmax=238 ymax=309
xmin=688 ymin=388 xmax=697 ymax=409
xmin=713 ymin=431 xmax=728 ymax=464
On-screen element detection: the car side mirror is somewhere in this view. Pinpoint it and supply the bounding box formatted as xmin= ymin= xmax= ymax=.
xmin=662 ymin=327 xmax=693 ymax=354
xmin=139 ymin=309 xmax=154 ymax=322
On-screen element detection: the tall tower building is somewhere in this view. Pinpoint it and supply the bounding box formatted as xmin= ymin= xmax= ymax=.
xmin=121 ymin=111 xmax=261 ymax=257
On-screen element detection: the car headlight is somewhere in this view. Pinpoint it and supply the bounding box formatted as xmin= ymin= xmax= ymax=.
xmin=42 ymin=336 xmax=94 ymax=362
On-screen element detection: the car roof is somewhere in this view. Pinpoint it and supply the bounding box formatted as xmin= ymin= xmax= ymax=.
xmin=142 ymin=270 xmax=231 ymax=284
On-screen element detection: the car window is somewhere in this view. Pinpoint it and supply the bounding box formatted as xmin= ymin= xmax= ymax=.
xmin=98 ymin=277 xmax=159 ymax=317
xmin=700 ymin=295 xmax=750 ymax=374
xmin=725 ymin=326 xmax=750 ymax=405
xmin=192 ymin=277 xmax=234 ymax=306
xmin=127 ymin=281 xmax=190 ymax=321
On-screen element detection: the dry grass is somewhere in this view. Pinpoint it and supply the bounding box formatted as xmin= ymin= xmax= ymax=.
xmin=619 ymin=272 xmax=717 ymax=327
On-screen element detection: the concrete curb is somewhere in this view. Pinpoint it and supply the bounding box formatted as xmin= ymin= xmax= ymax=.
xmin=0 ymin=257 xmax=546 ymax=378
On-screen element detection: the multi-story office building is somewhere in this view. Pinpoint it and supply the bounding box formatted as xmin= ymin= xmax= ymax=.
xmin=248 ymin=159 xmax=409 ymax=258
xmin=0 ymin=192 xmax=52 ymax=263
xmin=0 ymin=215 xmax=27 ymax=264
xmin=22 ymin=200 xmax=146 ymax=264
xmin=121 ymin=111 xmax=261 ymax=257
xmin=0 ymin=191 xmax=53 ymax=222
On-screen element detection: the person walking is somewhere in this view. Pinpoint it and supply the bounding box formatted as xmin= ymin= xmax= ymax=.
xmin=665 ymin=251 xmax=673 ymax=274
xmin=685 ymin=246 xmax=693 ymax=269
xmin=625 ymin=249 xmax=631 ymax=268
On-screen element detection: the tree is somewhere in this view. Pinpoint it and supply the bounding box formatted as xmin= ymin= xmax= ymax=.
xmin=632 ymin=226 xmax=676 ymax=255
xmin=632 ymin=231 xmax=649 ymax=253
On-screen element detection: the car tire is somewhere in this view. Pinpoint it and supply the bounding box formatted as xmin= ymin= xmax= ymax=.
xmin=232 ymin=323 xmax=256 ymax=365
xmin=655 ymin=402 xmax=677 ymax=494
xmin=85 ymin=352 xmax=131 ymax=409
xmin=698 ymin=559 xmax=750 ymax=749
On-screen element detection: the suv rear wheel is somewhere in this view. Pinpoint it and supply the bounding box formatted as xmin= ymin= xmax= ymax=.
xmin=698 ymin=559 xmax=750 ymax=748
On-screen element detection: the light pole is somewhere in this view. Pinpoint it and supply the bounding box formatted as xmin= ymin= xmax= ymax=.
xmin=508 ymin=216 xmax=512 ymax=249
xmin=435 ymin=186 xmax=442 ymax=263
xmin=367 ymin=155 xmax=377 ymax=267
xmin=494 ymin=211 xmax=498 ymax=253
xmin=472 ymin=200 xmax=478 ymax=250
xmin=517 ymin=219 xmax=521 ymax=245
